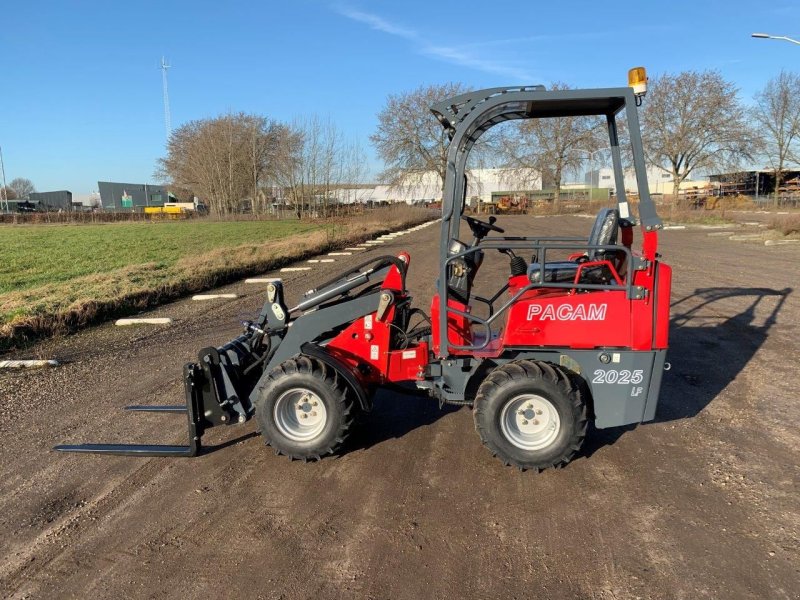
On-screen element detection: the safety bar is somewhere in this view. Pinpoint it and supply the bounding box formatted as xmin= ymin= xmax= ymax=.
xmin=471 ymin=283 xmax=510 ymax=318
xmin=489 ymin=235 xmax=586 ymax=242
xmin=443 ymin=241 xmax=635 ymax=352
xmin=574 ymin=260 xmax=624 ymax=286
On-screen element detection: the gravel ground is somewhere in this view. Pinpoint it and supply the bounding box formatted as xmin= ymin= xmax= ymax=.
xmin=0 ymin=215 xmax=797 ymax=599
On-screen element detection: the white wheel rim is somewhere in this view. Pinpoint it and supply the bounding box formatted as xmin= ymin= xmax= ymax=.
xmin=500 ymin=394 xmax=561 ymax=451
xmin=274 ymin=388 xmax=327 ymax=442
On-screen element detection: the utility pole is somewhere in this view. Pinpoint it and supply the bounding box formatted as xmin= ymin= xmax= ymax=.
xmin=0 ymin=146 xmax=8 ymax=213
xmin=161 ymin=57 xmax=171 ymax=141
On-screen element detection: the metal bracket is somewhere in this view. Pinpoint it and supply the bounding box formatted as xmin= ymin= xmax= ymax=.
xmin=376 ymin=291 xmax=394 ymax=322
xmin=259 ymin=281 xmax=288 ymax=328
xmin=633 ymin=256 xmax=650 ymax=271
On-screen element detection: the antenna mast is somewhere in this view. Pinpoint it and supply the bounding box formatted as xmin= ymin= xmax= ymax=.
xmin=160 ymin=57 xmax=171 ymax=141
xmin=0 ymin=146 xmax=8 ymax=213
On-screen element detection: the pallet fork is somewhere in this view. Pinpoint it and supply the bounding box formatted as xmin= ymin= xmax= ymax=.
xmin=54 ymin=360 xmax=241 ymax=457
xmin=54 ymin=261 xmax=399 ymax=457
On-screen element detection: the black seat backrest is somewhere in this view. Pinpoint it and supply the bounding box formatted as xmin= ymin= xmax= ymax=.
xmin=586 ymin=208 xmax=619 ymax=259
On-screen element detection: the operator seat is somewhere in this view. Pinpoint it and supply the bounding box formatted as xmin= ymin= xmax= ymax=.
xmin=528 ymin=208 xmax=620 ymax=283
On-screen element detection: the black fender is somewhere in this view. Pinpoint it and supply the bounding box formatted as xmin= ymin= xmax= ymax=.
xmin=300 ymin=342 xmax=371 ymax=412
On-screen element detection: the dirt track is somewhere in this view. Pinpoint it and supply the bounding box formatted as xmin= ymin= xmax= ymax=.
xmin=1 ymin=215 xmax=798 ymax=599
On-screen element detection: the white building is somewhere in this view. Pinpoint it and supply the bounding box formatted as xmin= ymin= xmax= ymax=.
xmin=585 ymin=166 xmax=706 ymax=195
xmin=329 ymin=187 xmax=377 ymax=204
xmin=366 ymin=168 xmax=542 ymax=205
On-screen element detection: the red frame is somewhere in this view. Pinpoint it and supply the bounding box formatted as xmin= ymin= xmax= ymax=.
xmin=430 ymin=226 xmax=671 ymax=358
xmin=324 ymin=253 xmax=429 ymax=385
xmin=319 ymin=222 xmax=671 ymax=389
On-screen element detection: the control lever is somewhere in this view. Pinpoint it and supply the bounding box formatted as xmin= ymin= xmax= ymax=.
xmin=499 ymin=248 xmax=528 ymax=277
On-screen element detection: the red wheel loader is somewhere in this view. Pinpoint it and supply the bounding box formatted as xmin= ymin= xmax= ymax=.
xmin=56 ymin=71 xmax=672 ymax=471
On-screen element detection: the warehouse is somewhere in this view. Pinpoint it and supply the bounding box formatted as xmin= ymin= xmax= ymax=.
xmin=709 ymin=170 xmax=800 ymax=198
xmin=97 ymin=181 xmax=171 ymax=211
xmin=28 ymin=190 xmax=73 ymax=211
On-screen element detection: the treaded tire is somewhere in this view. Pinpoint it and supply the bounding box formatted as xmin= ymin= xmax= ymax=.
xmin=474 ymin=360 xmax=587 ymax=471
xmin=254 ymin=355 xmax=353 ymax=461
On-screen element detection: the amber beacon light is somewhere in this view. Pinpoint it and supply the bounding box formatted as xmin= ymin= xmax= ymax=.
xmin=628 ymin=67 xmax=648 ymax=104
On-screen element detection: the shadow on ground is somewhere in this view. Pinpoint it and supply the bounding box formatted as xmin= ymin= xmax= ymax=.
xmin=203 ymin=431 xmax=260 ymax=453
xmin=582 ymin=286 xmax=792 ymax=458
xmin=657 ymin=286 xmax=791 ymax=422
xmin=345 ymin=387 xmax=462 ymax=453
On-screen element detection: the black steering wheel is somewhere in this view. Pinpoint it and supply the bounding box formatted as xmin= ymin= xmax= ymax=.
xmin=462 ymin=215 xmax=504 ymax=239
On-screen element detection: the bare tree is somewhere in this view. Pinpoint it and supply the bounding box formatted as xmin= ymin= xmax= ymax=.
xmin=751 ymin=71 xmax=800 ymax=204
xmin=157 ymin=113 xmax=287 ymax=216
xmin=499 ymin=83 xmax=601 ymax=204
xmin=271 ymin=123 xmax=306 ymax=218
xmin=8 ymin=177 xmax=35 ymax=199
xmin=641 ymin=71 xmax=755 ymax=199
xmin=272 ymin=116 xmax=366 ymax=219
xmin=371 ymin=83 xmax=471 ymax=189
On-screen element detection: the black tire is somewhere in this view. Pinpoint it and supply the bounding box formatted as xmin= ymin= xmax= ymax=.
xmin=254 ymin=355 xmax=353 ymax=461
xmin=474 ymin=360 xmax=587 ymax=471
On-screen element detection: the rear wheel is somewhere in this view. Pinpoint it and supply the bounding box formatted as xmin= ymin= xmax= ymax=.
xmin=254 ymin=356 xmax=353 ymax=461
xmin=474 ymin=360 xmax=587 ymax=471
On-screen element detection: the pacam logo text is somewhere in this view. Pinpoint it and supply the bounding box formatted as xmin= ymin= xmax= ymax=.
xmin=526 ymin=303 xmax=608 ymax=321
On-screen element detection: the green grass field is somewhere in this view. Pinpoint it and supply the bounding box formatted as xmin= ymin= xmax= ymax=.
xmin=0 ymin=220 xmax=322 ymax=294
xmin=0 ymin=206 xmax=432 ymax=349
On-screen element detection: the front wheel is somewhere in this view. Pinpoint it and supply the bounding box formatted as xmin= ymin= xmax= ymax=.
xmin=254 ymin=356 xmax=354 ymax=461
xmin=474 ymin=360 xmax=587 ymax=471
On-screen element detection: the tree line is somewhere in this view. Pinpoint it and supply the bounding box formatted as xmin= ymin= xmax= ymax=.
xmin=157 ymin=69 xmax=800 ymax=216
xmin=1 ymin=178 xmax=36 ymax=201
xmin=370 ymin=71 xmax=800 ymax=203
xmin=157 ymin=113 xmax=366 ymax=217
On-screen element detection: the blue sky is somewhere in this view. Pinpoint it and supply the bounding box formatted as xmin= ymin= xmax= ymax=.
xmin=0 ymin=0 xmax=797 ymax=195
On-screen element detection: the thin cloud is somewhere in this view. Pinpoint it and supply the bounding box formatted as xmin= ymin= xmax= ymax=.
xmin=334 ymin=5 xmax=534 ymax=81
xmin=336 ymin=6 xmax=417 ymax=39
xmin=460 ymin=31 xmax=615 ymax=50
xmin=459 ymin=24 xmax=678 ymax=50
xmin=423 ymin=45 xmax=532 ymax=81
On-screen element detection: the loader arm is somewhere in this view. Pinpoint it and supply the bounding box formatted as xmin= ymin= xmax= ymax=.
xmin=54 ymin=255 xmax=408 ymax=456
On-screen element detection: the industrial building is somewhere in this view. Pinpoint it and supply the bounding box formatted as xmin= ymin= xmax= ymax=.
xmin=97 ymin=181 xmax=172 ymax=211
xmin=331 ymin=168 xmax=543 ymax=206
xmin=584 ymin=166 xmax=706 ymax=195
xmin=28 ymin=190 xmax=74 ymax=211
xmin=708 ymin=170 xmax=800 ymax=198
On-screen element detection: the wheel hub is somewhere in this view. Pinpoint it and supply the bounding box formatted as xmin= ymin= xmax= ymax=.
xmin=274 ymin=389 xmax=327 ymax=441
xmin=501 ymin=394 xmax=560 ymax=451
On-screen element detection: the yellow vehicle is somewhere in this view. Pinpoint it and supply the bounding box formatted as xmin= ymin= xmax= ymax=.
xmin=143 ymin=203 xmax=198 ymax=219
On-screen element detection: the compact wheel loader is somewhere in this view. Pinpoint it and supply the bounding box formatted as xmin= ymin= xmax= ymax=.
xmin=56 ymin=75 xmax=672 ymax=471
